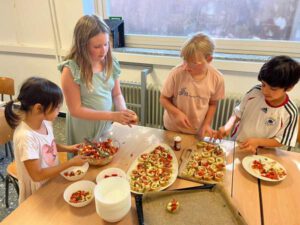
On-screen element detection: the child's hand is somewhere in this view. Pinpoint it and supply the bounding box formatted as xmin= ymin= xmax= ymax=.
xmin=69 ymin=155 xmax=88 ymax=167
xmin=198 ymin=125 xmax=216 ymax=140
xmin=238 ymin=138 xmax=259 ymax=153
xmin=174 ymin=111 xmax=194 ymax=130
xmin=65 ymin=144 xmax=82 ymax=154
xmin=127 ymin=109 xmax=139 ymax=126
xmin=113 ymin=109 xmax=138 ymax=126
xmin=216 ymin=126 xmax=230 ymax=139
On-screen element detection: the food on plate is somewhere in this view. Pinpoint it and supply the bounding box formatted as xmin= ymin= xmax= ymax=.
xmin=212 ymin=147 xmax=225 ymax=157
xmin=181 ymin=142 xmax=226 ymax=183
xmin=207 ymin=157 xmax=215 ymax=163
xmin=166 ymin=199 xmax=180 ymax=213
xmin=214 ymin=171 xmax=224 ymax=181
xmin=104 ymin=173 xmax=121 ymax=178
xmin=215 ymin=157 xmax=224 ymax=164
xmin=196 ymin=141 xmax=216 ymax=152
xmin=63 ymin=170 xmax=84 ymax=177
xmin=129 ymin=145 xmax=174 ymax=193
xmin=79 ymin=139 xmax=119 ymax=166
xmin=201 ymin=151 xmax=211 ymax=158
xmin=69 ymin=190 xmax=92 ymax=203
xmin=251 ymin=158 xmax=286 ymax=180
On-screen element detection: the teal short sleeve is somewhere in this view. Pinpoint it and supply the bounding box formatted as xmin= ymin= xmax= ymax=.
xmin=112 ymin=57 xmax=121 ymax=79
xmin=57 ymin=60 xmax=81 ymax=84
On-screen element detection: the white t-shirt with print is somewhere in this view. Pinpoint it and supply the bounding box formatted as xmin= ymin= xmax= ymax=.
xmin=13 ymin=120 xmax=59 ymax=203
xmin=233 ymin=85 xmax=299 ymax=147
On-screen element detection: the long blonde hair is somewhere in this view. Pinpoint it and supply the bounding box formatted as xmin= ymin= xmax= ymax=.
xmin=180 ymin=32 xmax=215 ymax=62
xmin=65 ymin=15 xmax=113 ymax=90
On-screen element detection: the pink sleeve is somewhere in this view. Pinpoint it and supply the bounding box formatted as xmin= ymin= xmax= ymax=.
xmin=160 ymin=68 xmax=177 ymax=97
xmin=211 ymin=75 xmax=225 ymax=101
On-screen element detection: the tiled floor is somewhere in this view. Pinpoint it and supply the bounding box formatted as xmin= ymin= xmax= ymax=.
xmin=0 ymin=117 xmax=66 ymax=222
xmin=0 ymin=151 xmax=18 ymax=221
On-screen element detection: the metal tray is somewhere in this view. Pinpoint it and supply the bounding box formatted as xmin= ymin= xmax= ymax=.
xmin=135 ymin=185 xmax=246 ymax=225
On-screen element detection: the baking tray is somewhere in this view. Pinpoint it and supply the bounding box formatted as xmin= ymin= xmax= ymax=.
xmin=135 ymin=185 xmax=246 ymax=225
xmin=178 ymin=144 xmax=226 ymax=184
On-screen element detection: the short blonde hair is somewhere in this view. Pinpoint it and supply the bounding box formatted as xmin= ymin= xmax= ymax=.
xmin=180 ymin=32 xmax=215 ymax=62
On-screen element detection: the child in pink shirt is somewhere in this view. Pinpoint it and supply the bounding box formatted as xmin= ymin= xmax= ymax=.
xmin=160 ymin=33 xmax=225 ymax=138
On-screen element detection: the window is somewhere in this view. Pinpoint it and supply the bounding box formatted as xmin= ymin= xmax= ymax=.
xmin=83 ymin=0 xmax=95 ymax=15
xmin=99 ymin=0 xmax=300 ymax=56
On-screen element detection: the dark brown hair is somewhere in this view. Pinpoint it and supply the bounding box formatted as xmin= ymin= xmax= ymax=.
xmin=5 ymin=77 xmax=63 ymax=128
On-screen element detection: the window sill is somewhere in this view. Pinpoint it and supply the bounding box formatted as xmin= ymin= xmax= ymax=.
xmin=113 ymin=47 xmax=291 ymax=73
xmin=113 ymin=47 xmax=272 ymax=62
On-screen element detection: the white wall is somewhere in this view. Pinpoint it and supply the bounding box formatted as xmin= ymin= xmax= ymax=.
xmin=0 ymin=0 xmax=299 ymax=113
xmin=0 ymin=0 xmax=84 ymax=112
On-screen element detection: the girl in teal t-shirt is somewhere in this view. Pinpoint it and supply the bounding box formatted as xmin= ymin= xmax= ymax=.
xmin=58 ymin=15 xmax=138 ymax=146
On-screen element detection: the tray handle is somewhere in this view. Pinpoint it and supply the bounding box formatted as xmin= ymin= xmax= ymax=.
xmin=134 ymin=194 xmax=144 ymax=225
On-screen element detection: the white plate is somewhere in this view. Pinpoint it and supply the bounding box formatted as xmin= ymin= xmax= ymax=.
xmin=127 ymin=143 xmax=178 ymax=194
xmin=242 ymin=155 xmax=287 ymax=182
xmin=60 ymin=162 xmax=89 ymax=181
xmin=96 ymin=167 xmax=127 ymax=184
xmin=63 ymin=180 xmax=96 ymax=207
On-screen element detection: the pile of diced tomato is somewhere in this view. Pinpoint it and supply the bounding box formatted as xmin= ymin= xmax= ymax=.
xmin=69 ymin=190 xmax=91 ymax=203
xmin=80 ymin=139 xmax=118 ymax=159
xmin=64 ymin=170 xmax=83 ymax=177
xmin=252 ymin=160 xmax=286 ymax=180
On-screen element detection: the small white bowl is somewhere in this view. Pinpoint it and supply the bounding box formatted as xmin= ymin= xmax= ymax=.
xmin=96 ymin=167 xmax=127 ymax=184
xmin=63 ymin=180 xmax=96 ymax=207
xmin=60 ymin=162 xmax=89 ymax=181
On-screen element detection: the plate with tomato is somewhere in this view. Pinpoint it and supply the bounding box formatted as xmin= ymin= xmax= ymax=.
xmin=63 ymin=180 xmax=96 ymax=207
xmin=242 ymin=155 xmax=287 ymax=182
xmin=60 ymin=162 xmax=89 ymax=181
xmin=127 ymin=143 xmax=178 ymax=194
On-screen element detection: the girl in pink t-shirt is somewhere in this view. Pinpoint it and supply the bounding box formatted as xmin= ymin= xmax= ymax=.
xmin=160 ymin=32 xmax=225 ymax=138
xmin=4 ymin=77 xmax=87 ymax=203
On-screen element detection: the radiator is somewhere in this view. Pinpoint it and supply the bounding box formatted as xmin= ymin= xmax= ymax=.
xmin=121 ymin=82 xmax=163 ymax=128
xmin=121 ymin=82 xmax=242 ymax=129
xmin=212 ymin=94 xmax=241 ymax=130
xmin=146 ymin=85 xmax=164 ymax=128
xmin=120 ymin=81 xmax=142 ymax=118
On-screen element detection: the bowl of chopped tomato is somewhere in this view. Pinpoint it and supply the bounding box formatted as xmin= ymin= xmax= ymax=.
xmin=63 ymin=180 xmax=96 ymax=207
xmin=79 ymin=138 xmax=120 ymax=166
xmin=96 ymin=167 xmax=127 ymax=184
xmin=60 ymin=162 xmax=89 ymax=181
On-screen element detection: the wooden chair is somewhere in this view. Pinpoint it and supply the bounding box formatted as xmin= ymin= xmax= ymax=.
xmin=0 ymin=77 xmax=15 ymax=101
xmin=0 ymin=108 xmax=14 ymax=160
xmin=0 ymin=108 xmax=18 ymax=207
xmin=5 ymin=161 xmax=18 ymax=208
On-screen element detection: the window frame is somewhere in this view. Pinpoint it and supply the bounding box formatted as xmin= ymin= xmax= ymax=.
xmin=96 ymin=0 xmax=300 ymax=58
